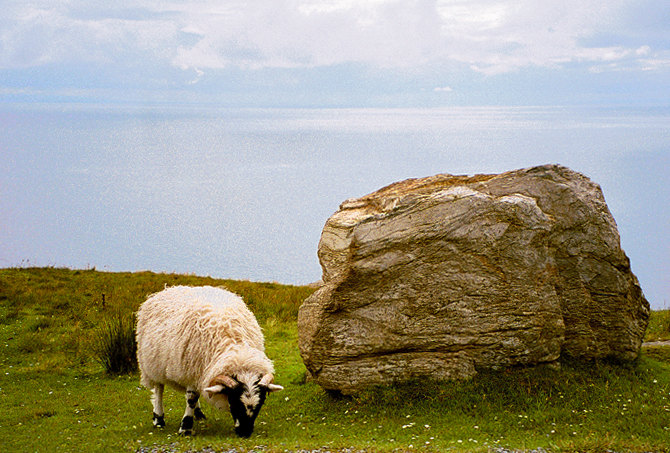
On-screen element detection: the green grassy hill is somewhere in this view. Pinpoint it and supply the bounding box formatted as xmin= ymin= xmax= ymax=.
xmin=1 ymin=267 xmax=668 ymax=452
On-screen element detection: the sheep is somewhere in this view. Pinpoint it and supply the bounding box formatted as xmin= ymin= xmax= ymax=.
xmin=136 ymin=285 xmax=283 ymax=438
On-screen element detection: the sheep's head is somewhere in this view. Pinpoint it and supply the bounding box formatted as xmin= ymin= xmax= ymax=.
xmin=205 ymin=372 xmax=283 ymax=437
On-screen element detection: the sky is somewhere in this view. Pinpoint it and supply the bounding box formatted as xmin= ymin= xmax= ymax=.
xmin=1 ymin=0 xmax=670 ymax=106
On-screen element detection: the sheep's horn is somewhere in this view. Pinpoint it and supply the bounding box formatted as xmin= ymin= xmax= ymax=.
xmin=259 ymin=374 xmax=274 ymax=387
xmin=212 ymin=374 xmax=238 ymax=389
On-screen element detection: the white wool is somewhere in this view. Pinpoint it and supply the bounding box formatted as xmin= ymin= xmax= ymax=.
xmin=136 ymin=286 xmax=274 ymax=400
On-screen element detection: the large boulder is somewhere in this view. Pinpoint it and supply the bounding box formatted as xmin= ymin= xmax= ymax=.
xmin=298 ymin=165 xmax=650 ymax=393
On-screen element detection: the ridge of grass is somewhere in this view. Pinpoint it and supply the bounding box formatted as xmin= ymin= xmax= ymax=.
xmin=1 ymin=267 xmax=669 ymax=452
xmin=646 ymin=309 xmax=670 ymax=342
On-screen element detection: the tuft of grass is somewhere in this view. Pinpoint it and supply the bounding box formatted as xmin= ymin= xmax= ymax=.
xmin=27 ymin=315 xmax=52 ymax=332
xmin=17 ymin=330 xmax=49 ymax=353
xmin=642 ymin=344 xmax=670 ymax=363
xmin=94 ymin=311 xmax=138 ymax=375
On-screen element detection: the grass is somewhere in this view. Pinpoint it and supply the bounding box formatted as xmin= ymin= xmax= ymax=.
xmin=646 ymin=309 xmax=670 ymax=342
xmin=1 ymin=267 xmax=669 ymax=452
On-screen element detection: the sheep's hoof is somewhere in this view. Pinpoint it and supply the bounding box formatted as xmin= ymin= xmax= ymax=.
xmin=194 ymin=407 xmax=206 ymax=420
xmin=152 ymin=413 xmax=165 ymax=428
xmin=179 ymin=415 xmax=194 ymax=435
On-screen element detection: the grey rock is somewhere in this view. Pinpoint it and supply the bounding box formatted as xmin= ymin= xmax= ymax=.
xmin=298 ymin=165 xmax=650 ymax=393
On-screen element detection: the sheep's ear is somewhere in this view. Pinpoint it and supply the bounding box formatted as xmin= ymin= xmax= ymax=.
xmin=204 ymin=384 xmax=225 ymax=397
xmin=259 ymin=374 xmax=283 ymax=392
xmin=266 ymin=383 xmax=284 ymax=393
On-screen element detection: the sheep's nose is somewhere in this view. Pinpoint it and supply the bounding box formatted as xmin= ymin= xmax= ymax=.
xmin=235 ymin=423 xmax=254 ymax=438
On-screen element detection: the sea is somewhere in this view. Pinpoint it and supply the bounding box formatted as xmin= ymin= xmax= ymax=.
xmin=1 ymin=104 xmax=668 ymax=308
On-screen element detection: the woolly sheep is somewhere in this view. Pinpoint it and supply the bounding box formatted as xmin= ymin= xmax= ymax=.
xmin=136 ymin=285 xmax=283 ymax=437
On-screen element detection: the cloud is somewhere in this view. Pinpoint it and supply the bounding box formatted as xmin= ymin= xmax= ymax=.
xmin=187 ymin=67 xmax=204 ymax=84
xmin=0 ymin=0 xmax=668 ymax=80
xmin=169 ymin=0 xmax=443 ymax=71
xmin=0 ymin=1 xmax=181 ymax=69
xmin=164 ymin=0 xmax=670 ymax=76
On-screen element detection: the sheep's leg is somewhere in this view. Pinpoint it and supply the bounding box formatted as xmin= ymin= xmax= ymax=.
xmin=151 ymin=384 xmax=165 ymax=428
xmin=179 ymin=389 xmax=200 ymax=435
xmin=194 ymin=399 xmax=206 ymax=420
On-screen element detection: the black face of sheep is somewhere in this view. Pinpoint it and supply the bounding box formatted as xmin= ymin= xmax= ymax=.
xmin=205 ymin=373 xmax=283 ymax=438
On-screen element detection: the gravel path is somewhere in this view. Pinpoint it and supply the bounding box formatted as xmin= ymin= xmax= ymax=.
xmin=643 ymin=340 xmax=670 ymax=347
xmin=136 ymin=446 xmax=650 ymax=453
xmin=136 ymin=445 xmax=367 ymax=453
xmin=136 ymin=442 xmax=669 ymax=453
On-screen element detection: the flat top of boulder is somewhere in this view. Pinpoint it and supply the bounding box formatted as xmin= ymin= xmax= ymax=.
xmin=340 ymin=172 xmax=498 ymax=210
xmin=336 ymin=164 xmax=594 ymax=216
